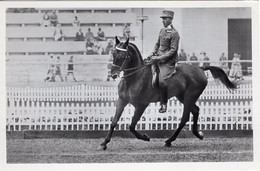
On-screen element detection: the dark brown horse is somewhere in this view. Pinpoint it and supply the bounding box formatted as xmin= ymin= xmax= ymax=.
xmin=100 ymin=37 xmax=236 ymax=150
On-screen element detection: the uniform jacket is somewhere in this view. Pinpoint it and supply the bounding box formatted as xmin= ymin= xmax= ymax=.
xmin=153 ymin=24 xmax=180 ymax=79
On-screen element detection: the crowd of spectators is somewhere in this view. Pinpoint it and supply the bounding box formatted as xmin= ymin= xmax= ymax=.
xmin=177 ymin=49 xmax=244 ymax=80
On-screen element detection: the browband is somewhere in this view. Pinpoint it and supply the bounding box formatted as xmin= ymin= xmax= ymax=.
xmin=116 ymin=46 xmax=127 ymax=52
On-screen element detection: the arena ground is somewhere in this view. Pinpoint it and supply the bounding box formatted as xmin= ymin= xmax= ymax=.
xmin=7 ymin=137 xmax=253 ymax=163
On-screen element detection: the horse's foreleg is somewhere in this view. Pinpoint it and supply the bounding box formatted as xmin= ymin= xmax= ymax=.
xmin=191 ymin=104 xmax=204 ymax=140
xmin=129 ymin=105 xmax=150 ymax=141
xmin=100 ymin=98 xmax=128 ymax=150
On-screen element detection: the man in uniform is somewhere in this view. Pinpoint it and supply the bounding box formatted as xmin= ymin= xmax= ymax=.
xmin=148 ymin=10 xmax=180 ymax=113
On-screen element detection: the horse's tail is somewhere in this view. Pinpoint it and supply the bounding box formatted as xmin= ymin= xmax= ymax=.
xmin=201 ymin=66 xmax=237 ymax=90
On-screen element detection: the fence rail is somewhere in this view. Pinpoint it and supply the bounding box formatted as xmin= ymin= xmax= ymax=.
xmin=6 ymin=83 xmax=252 ymax=132
xmin=6 ymin=83 xmax=252 ymax=102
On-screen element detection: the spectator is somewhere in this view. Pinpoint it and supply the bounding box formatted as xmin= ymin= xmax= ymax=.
xmin=72 ymin=16 xmax=80 ymax=27
xmin=42 ymin=11 xmax=50 ymax=27
xmin=54 ymin=24 xmax=64 ymax=41
xmin=65 ymin=56 xmax=77 ymax=82
xmin=123 ymin=24 xmax=130 ymax=39
xmin=86 ymin=39 xmax=94 ymax=55
xmin=85 ymin=28 xmax=94 ymax=42
xmin=107 ymin=51 xmax=115 ymax=81
xmin=219 ymin=53 xmax=229 ymax=75
xmin=44 ymin=55 xmax=55 ymax=82
xmin=202 ymin=52 xmax=210 ymax=67
xmin=104 ymin=39 xmax=114 ymax=55
xmin=178 ymin=49 xmax=187 ymax=62
xmin=93 ymin=39 xmax=103 ymax=55
xmin=229 ymin=53 xmax=243 ymax=80
xmin=50 ymin=10 xmax=58 ymax=27
xmin=54 ymin=56 xmax=64 ymax=82
xmin=75 ymin=28 xmax=84 ymax=41
xmin=190 ymin=52 xmax=199 ymax=66
xmin=97 ymin=28 xmax=106 ymax=41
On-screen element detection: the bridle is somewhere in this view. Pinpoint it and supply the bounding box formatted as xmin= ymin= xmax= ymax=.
xmin=111 ymin=46 xmax=147 ymax=78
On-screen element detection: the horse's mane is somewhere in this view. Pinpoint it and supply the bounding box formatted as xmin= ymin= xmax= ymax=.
xmin=128 ymin=42 xmax=144 ymax=65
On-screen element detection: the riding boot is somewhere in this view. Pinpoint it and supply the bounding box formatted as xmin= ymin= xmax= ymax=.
xmin=159 ymin=85 xmax=168 ymax=113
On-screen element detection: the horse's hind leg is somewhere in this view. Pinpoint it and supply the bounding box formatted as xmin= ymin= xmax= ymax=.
xmin=129 ymin=105 xmax=150 ymax=141
xmin=100 ymin=98 xmax=128 ymax=150
xmin=165 ymin=101 xmax=191 ymax=147
xmin=191 ymin=104 xmax=204 ymax=140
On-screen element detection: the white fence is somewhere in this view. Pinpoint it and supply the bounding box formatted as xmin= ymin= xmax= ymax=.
xmin=6 ymin=83 xmax=252 ymax=102
xmin=6 ymin=84 xmax=252 ymax=132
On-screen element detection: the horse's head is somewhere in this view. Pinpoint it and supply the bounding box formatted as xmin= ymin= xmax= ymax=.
xmin=110 ymin=36 xmax=130 ymax=79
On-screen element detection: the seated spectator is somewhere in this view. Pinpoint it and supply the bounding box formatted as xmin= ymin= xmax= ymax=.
xmin=42 ymin=11 xmax=50 ymax=27
xmin=85 ymin=28 xmax=94 ymax=42
xmin=123 ymin=24 xmax=130 ymax=39
xmin=93 ymin=39 xmax=104 ymax=55
xmin=50 ymin=10 xmax=58 ymax=27
xmin=178 ymin=49 xmax=187 ymax=62
xmin=75 ymin=28 xmax=84 ymax=41
xmin=190 ymin=52 xmax=199 ymax=66
xmin=229 ymin=53 xmax=243 ymax=80
xmin=72 ymin=16 xmax=80 ymax=27
xmin=54 ymin=24 xmax=64 ymax=41
xmin=97 ymin=28 xmax=106 ymax=41
xmin=86 ymin=39 xmax=94 ymax=55
xmin=219 ymin=53 xmax=229 ymax=75
xmin=202 ymin=52 xmax=210 ymax=67
xmin=104 ymin=39 xmax=114 ymax=55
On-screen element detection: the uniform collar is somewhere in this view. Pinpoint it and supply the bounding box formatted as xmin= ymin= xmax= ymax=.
xmin=165 ymin=24 xmax=173 ymax=29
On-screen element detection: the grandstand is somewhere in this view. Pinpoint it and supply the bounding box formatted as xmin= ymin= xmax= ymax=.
xmin=6 ymin=8 xmax=252 ymax=85
xmin=6 ymin=8 xmax=141 ymax=83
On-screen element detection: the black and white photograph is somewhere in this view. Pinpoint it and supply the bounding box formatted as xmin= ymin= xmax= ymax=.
xmin=1 ymin=1 xmax=260 ymax=170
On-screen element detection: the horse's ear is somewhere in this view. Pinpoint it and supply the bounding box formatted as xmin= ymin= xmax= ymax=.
xmin=115 ymin=36 xmax=120 ymax=45
xmin=122 ymin=37 xmax=129 ymax=49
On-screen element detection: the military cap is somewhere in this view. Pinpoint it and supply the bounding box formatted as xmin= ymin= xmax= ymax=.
xmin=160 ymin=10 xmax=174 ymax=18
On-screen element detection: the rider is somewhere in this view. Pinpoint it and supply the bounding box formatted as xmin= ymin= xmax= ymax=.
xmin=148 ymin=10 xmax=180 ymax=113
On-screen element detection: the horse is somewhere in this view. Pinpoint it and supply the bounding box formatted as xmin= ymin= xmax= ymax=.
xmin=100 ymin=37 xmax=236 ymax=150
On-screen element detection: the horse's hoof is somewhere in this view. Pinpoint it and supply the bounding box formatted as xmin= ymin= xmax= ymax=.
xmin=142 ymin=134 xmax=150 ymax=141
xmin=164 ymin=140 xmax=171 ymax=147
xmin=198 ymin=131 xmax=204 ymax=140
xmin=100 ymin=144 xmax=107 ymax=151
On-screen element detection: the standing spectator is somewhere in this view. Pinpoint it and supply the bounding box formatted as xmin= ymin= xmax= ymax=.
xmin=202 ymin=52 xmax=210 ymax=67
xmin=65 ymin=56 xmax=77 ymax=82
xmin=54 ymin=24 xmax=64 ymax=41
xmin=86 ymin=39 xmax=94 ymax=55
xmin=42 ymin=11 xmax=50 ymax=27
xmin=97 ymin=28 xmax=106 ymax=41
xmin=190 ymin=52 xmax=199 ymax=66
xmin=54 ymin=56 xmax=64 ymax=81
xmin=123 ymin=24 xmax=130 ymax=39
xmin=50 ymin=10 xmax=58 ymax=27
xmin=44 ymin=55 xmax=55 ymax=82
xmin=229 ymin=53 xmax=243 ymax=80
xmin=178 ymin=49 xmax=187 ymax=62
xmin=75 ymin=28 xmax=84 ymax=41
xmin=85 ymin=28 xmax=94 ymax=42
xmin=72 ymin=16 xmax=80 ymax=27
xmin=219 ymin=52 xmax=229 ymax=75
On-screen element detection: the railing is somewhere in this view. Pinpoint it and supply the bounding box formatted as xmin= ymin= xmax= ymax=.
xmin=6 ymin=84 xmax=252 ymax=102
xmin=6 ymin=98 xmax=252 ymax=132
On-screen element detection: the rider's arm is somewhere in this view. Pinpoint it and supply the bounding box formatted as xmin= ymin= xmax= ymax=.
xmin=152 ymin=29 xmax=163 ymax=55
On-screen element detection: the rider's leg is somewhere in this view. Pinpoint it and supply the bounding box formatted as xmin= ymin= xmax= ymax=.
xmin=159 ymin=76 xmax=168 ymax=113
